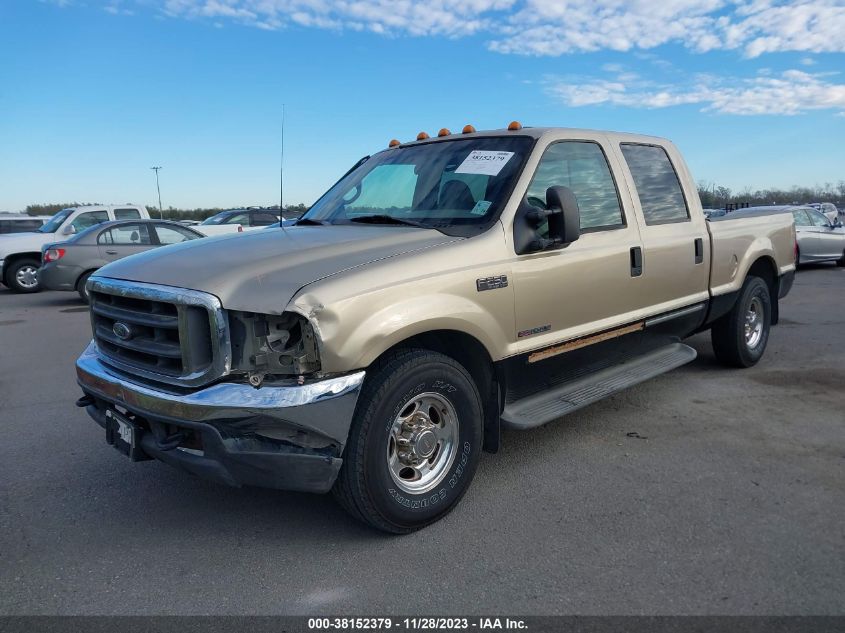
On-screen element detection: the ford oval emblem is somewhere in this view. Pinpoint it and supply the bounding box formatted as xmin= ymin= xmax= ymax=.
xmin=112 ymin=322 xmax=133 ymax=341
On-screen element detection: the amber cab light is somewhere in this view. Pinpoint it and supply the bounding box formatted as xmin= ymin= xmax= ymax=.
xmin=438 ymin=128 xmax=451 ymax=137
xmin=462 ymin=124 xmax=476 ymax=134
xmin=416 ymin=131 xmax=430 ymax=141
xmin=44 ymin=248 xmax=65 ymax=263
xmin=388 ymin=139 xmax=401 ymax=148
xmin=508 ymin=120 xmax=522 ymax=130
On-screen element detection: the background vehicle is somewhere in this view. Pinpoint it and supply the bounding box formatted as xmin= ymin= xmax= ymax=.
xmin=702 ymin=208 xmax=726 ymax=219
xmin=75 ymin=125 xmax=795 ymax=533
xmin=728 ymin=205 xmax=845 ymax=266
xmin=197 ymin=208 xmax=280 ymax=235
xmin=39 ymin=219 xmax=204 ymax=302
xmin=808 ymin=202 xmax=839 ymax=224
xmin=0 ymin=215 xmax=50 ymax=234
xmin=0 ymin=205 xmax=149 ymax=293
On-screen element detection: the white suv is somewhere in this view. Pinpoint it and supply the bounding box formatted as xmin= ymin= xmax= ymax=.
xmin=0 ymin=205 xmax=150 ymax=293
xmin=0 ymin=215 xmax=50 ymax=234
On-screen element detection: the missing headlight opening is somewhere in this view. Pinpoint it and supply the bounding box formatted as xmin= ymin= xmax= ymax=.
xmin=229 ymin=311 xmax=321 ymax=381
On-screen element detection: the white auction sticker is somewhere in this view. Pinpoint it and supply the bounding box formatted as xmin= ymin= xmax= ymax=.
xmin=455 ymin=151 xmax=514 ymax=176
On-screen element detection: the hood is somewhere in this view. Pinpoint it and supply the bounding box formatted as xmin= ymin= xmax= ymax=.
xmin=94 ymin=225 xmax=461 ymax=313
xmin=0 ymin=231 xmax=59 ymax=257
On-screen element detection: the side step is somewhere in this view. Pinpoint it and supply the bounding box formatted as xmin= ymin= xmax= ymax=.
xmin=501 ymin=342 xmax=697 ymax=430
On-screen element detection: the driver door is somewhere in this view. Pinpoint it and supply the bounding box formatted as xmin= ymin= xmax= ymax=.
xmin=96 ymin=224 xmax=155 ymax=263
xmin=511 ymin=137 xmax=645 ymax=352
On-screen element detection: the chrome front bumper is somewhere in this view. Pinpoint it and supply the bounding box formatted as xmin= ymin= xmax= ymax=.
xmin=75 ymin=341 xmax=366 ymax=493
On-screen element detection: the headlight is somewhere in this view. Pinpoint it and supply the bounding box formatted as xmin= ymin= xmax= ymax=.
xmin=228 ymin=311 xmax=321 ymax=381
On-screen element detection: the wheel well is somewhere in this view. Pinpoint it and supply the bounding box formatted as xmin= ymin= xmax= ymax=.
xmin=376 ymin=330 xmax=501 ymax=453
xmin=747 ymin=256 xmax=779 ymax=325
xmin=2 ymin=252 xmax=42 ymax=279
xmin=77 ymin=269 xmax=98 ymax=290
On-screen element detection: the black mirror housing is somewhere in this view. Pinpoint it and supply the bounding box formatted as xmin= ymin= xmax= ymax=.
xmin=546 ymin=186 xmax=580 ymax=246
xmin=513 ymin=186 xmax=581 ymax=255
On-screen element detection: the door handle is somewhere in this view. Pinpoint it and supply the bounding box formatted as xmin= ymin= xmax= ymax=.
xmin=630 ymin=246 xmax=643 ymax=277
xmin=694 ymin=238 xmax=704 ymax=264
xmin=105 ymin=250 xmax=118 ymax=255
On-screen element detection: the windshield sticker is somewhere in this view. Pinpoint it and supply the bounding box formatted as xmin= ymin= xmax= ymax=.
xmin=455 ymin=151 xmax=514 ymax=176
xmin=470 ymin=200 xmax=492 ymax=215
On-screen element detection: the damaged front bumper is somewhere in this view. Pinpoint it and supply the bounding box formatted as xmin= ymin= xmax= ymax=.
xmin=75 ymin=341 xmax=365 ymax=494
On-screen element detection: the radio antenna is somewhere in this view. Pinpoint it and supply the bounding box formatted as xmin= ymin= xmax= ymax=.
xmin=279 ymin=104 xmax=287 ymax=232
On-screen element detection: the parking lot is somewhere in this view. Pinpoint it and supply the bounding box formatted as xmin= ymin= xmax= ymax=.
xmin=1 ymin=265 xmax=843 ymax=616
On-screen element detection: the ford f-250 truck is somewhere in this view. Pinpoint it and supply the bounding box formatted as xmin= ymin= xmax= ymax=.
xmin=74 ymin=124 xmax=796 ymax=533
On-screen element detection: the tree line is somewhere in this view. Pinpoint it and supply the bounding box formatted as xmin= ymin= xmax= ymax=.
xmin=22 ymin=202 xmax=311 ymax=220
xmin=19 ymin=184 xmax=845 ymax=218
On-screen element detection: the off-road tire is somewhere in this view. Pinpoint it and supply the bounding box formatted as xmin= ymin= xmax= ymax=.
xmin=711 ymin=276 xmax=771 ymax=368
xmin=5 ymin=258 xmax=41 ymax=293
xmin=333 ymin=349 xmax=483 ymax=534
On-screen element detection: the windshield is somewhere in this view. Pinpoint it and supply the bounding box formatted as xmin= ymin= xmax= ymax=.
xmin=37 ymin=209 xmax=74 ymax=233
xmin=302 ymin=136 xmax=535 ymax=236
xmin=201 ymin=212 xmax=233 ymax=225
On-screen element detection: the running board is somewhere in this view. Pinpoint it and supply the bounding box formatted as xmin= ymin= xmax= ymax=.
xmin=501 ymin=342 xmax=697 ymax=430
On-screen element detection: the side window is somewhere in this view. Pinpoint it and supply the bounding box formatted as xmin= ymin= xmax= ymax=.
xmin=226 ymin=213 xmax=250 ymax=225
xmin=791 ymin=209 xmax=811 ymax=226
xmin=526 ymin=141 xmax=624 ymax=231
xmin=154 ymin=225 xmax=198 ymax=245
xmin=114 ymin=208 xmax=141 ymax=220
xmin=345 ymin=164 xmax=417 ymax=216
xmin=0 ymin=221 xmax=9 ymax=233
xmin=70 ymin=210 xmax=109 ymax=232
xmin=809 ymin=211 xmax=830 ymax=227
xmin=97 ymin=224 xmax=152 ymax=245
xmin=620 ymin=144 xmax=690 ymax=225
xmin=250 ymin=213 xmax=279 ymax=226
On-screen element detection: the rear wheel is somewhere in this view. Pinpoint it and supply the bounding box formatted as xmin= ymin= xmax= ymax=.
xmin=711 ymin=276 xmax=771 ymax=368
xmin=77 ymin=271 xmax=94 ymax=303
xmin=5 ymin=258 xmax=41 ymax=293
xmin=333 ymin=349 xmax=483 ymax=533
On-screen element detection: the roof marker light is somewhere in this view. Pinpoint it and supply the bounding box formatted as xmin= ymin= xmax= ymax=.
xmin=508 ymin=121 xmax=523 ymax=131
xmin=438 ymin=128 xmax=451 ymax=137
xmin=388 ymin=139 xmax=401 ymax=148
xmin=416 ymin=131 xmax=430 ymax=141
xmin=462 ymin=124 xmax=476 ymax=134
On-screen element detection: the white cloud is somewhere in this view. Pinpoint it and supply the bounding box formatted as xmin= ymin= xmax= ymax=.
xmin=135 ymin=1 xmax=845 ymax=58
xmin=548 ymin=69 xmax=845 ymax=115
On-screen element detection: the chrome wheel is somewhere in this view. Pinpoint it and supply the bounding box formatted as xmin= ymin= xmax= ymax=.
xmin=387 ymin=392 xmax=459 ymax=494
xmin=15 ymin=265 xmax=39 ymax=290
xmin=744 ymin=296 xmax=764 ymax=348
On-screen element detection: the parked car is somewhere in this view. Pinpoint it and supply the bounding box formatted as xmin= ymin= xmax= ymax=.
xmin=39 ymin=219 xmax=205 ymax=302
xmin=198 ymin=208 xmax=281 ymax=234
xmin=75 ymin=124 xmax=795 ymax=533
xmin=702 ymin=208 xmax=726 ymax=219
xmin=0 ymin=205 xmax=150 ymax=293
xmin=726 ymin=205 xmax=844 ymax=266
xmin=0 ymin=215 xmax=50 ymax=234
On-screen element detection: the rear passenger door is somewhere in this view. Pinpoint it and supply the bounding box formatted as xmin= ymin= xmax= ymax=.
xmin=97 ymin=224 xmax=155 ymax=263
xmin=614 ymin=143 xmax=709 ymax=315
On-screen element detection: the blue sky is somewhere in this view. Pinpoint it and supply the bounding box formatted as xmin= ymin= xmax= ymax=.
xmin=1 ymin=0 xmax=844 ymax=212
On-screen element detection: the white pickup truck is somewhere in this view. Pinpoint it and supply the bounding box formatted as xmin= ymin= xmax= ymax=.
xmin=0 ymin=204 xmax=150 ymax=293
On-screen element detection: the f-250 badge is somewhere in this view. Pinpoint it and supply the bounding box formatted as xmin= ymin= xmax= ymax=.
xmin=476 ymin=275 xmax=508 ymax=292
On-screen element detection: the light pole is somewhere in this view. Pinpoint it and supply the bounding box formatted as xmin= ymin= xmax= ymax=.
xmin=150 ymin=166 xmax=163 ymax=218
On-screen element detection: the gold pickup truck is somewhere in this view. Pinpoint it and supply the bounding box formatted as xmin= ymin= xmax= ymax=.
xmin=75 ymin=124 xmax=796 ymax=533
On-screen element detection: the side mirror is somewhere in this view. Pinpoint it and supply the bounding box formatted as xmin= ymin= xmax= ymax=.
xmin=513 ymin=186 xmax=580 ymax=255
xmin=62 ymin=225 xmax=76 ymax=235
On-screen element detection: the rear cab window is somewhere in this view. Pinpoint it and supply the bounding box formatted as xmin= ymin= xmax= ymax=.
xmin=620 ymin=144 xmax=690 ymax=225
xmin=114 ymin=208 xmax=142 ymax=220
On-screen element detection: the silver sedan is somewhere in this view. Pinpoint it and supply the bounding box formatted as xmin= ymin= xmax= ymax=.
xmin=38 ymin=219 xmax=204 ymax=302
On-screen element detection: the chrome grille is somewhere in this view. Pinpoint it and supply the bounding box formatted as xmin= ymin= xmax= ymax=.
xmin=87 ymin=277 xmax=231 ymax=388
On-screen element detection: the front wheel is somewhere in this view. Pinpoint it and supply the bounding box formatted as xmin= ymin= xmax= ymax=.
xmin=5 ymin=258 xmax=41 ymax=293
xmin=711 ymin=276 xmax=771 ymax=368
xmin=77 ymin=271 xmax=94 ymax=303
xmin=333 ymin=349 xmax=483 ymax=533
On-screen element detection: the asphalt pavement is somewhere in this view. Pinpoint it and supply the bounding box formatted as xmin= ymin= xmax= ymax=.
xmin=1 ymin=266 xmax=843 ymax=615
